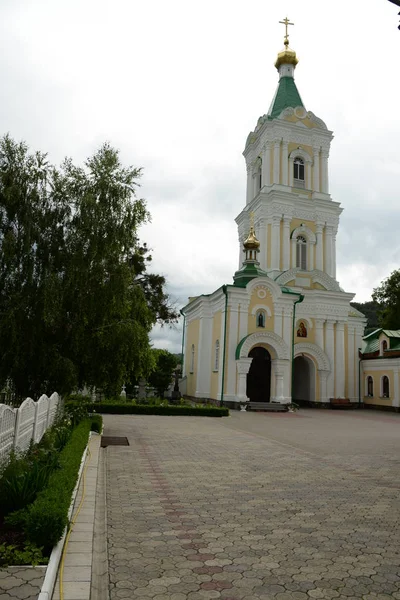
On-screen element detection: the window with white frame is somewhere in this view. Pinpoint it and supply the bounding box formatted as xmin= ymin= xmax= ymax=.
xmin=367 ymin=375 xmax=373 ymax=397
xmin=293 ymin=157 xmax=305 ymax=188
xmin=190 ymin=344 xmax=195 ymax=373
xmin=382 ymin=375 xmax=390 ymax=398
xmin=381 ymin=340 xmax=388 ymax=355
xmin=296 ymin=236 xmax=307 ymax=270
xmin=256 ymin=310 xmax=266 ymax=328
xmin=214 ymin=340 xmax=220 ymax=371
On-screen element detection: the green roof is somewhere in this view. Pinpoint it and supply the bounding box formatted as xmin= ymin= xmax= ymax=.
xmin=362 ymin=328 xmax=400 ymax=354
xmin=233 ymin=262 xmax=269 ymax=288
xmin=268 ymin=76 xmax=304 ymax=120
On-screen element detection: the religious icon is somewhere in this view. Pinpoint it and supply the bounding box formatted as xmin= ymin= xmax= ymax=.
xmin=297 ymin=321 xmax=307 ymax=338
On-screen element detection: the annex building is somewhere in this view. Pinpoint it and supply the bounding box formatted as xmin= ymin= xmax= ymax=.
xmin=181 ymin=24 xmax=366 ymax=408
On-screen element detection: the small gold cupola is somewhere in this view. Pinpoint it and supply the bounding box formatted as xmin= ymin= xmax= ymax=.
xmin=274 ymin=17 xmax=298 ymax=73
xmin=243 ymin=213 xmax=260 ymax=262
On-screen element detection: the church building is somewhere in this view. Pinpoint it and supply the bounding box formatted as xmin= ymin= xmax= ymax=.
xmin=181 ymin=22 xmax=366 ymax=408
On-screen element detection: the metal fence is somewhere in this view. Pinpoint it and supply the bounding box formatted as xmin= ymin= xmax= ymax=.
xmin=0 ymin=392 xmax=60 ymax=460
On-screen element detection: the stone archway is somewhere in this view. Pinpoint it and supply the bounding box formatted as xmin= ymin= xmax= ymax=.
xmin=246 ymin=347 xmax=271 ymax=402
xmin=293 ymin=355 xmax=315 ymax=404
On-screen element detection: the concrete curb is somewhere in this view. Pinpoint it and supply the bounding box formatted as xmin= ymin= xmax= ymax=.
xmin=90 ymin=444 xmax=109 ymax=600
xmin=37 ymin=432 xmax=93 ymax=600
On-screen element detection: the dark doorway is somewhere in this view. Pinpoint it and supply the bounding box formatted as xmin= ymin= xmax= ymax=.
xmin=293 ymin=355 xmax=313 ymax=403
xmin=246 ymin=347 xmax=271 ymax=402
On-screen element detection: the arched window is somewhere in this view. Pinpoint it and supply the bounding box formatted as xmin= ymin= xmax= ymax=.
xmin=381 ymin=340 xmax=388 ymax=355
xmin=256 ymin=310 xmax=266 ymax=328
xmin=294 ymin=157 xmax=305 ymax=188
xmin=214 ymin=340 xmax=220 ymax=371
xmin=296 ymin=236 xmax=307 ymax=270
xmin=382 ymin=375 xmax=390 ymax=398
xmin=190 ymin=344 xmax=195 ymax=373
xmin=367 ymin=376 xmax=374 ymax=397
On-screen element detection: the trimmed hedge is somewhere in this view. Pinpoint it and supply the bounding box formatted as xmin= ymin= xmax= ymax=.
xmin=83 ymin=403 xmax=229 ymax=417
xmin=22 ymin=419 xmax=92 ymax=551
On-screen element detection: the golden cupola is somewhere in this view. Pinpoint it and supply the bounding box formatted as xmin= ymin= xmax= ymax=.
xmin=274 ymin=17 xmax=298 ymax=71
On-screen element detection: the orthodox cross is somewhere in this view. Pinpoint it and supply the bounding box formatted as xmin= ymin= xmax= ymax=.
xmin=279 ymin=17 xmax=294 ymax=47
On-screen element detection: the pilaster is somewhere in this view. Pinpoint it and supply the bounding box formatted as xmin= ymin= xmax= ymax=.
xmin=271 ymin=216 xmax=281 ymax=271
xmin=246 ymin=163 xmax=252 ymax=204
xmin=282 ymin=216 xmax=291 ymax=270
xmin=325 ymin=319 xmax=335 ymax=399
xmin=236 ymin=358 xmax=252 ymax=401
xmin=325 ymin=225 xmax=333 ymax=277
xmin=313 ymin=146 xmax=320 ymax=193
xmin=282 ymin=141 xmax=289 ymax=186
xmin=335 ymin=321 xmax=345 ymax=398
xmin=226 ymin=302 xmax=240 ymax=397
xmin=315 ymin=319 xmax=325 ymax=350
xmin=315 ymin=223 xmax=324 ymax=271
xmin=262 ymin=143 xmax=271 ymax=187
xmin=273 ymin=141 xmax=280 ymax=184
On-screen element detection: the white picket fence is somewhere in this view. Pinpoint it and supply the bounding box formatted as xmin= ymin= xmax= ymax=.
xmin=0 ymin=392 xmax=61 ymax=460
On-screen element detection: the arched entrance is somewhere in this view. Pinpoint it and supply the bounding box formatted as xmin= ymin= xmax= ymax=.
xmin=246 ymin=347 xmax=271 ymax=402
xmin=293 ymin=355 xmax=315 ymax=403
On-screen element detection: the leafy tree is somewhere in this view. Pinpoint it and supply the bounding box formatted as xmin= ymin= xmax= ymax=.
xmin=0 ymin=136 xmax=177 ymax=399
xmin=350 ymin=300 xmax=380 ymax=334
xmin=372 ymin=270 xmax=400 ymax=330
xmin=147 ymin=349 xmax=177 ymax=397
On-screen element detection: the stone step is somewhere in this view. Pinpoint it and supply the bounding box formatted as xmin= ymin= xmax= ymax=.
xmin=247 ymin=402 xmax=288 ymax=412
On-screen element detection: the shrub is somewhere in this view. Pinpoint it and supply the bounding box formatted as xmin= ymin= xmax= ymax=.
xmin=73 ymin=403 xmax=229 ymax=417
xmin=0 ymin=542 xmax=47 ymax=567
xmin=90 ymin=414 xmax=103 ymax=433
xmin=21 ymin=419 xmax=91 ymax=551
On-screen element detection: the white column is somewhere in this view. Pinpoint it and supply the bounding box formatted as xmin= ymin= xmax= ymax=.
xmin=306 ymin=161 xmax=312 ymax=190
xmin=273 ymin=360 xmax=286 ymax=403
xmin=238 ymin=235 xmax=245 ymax=268
xmin=271 ymin=216 xmax=281 ymax=270
xmin=393 ymin=367 xmax=399 ymax=408
xmin=319 ymin=371 xmax=329 ymax=403
xmin=252 ymin=172 xmax=258 ymax=198
xmin=262 ymin=143 xmax=271 ymax=187
xmin=288 ymin=157 xmax=294 ymax=186
xmin=315 ymin=223 xmax=324 ymax=271
xmin=313 ymin=146 xmax=320 ymax=192
xmin=246 ymin=164 xmax=252 ymax=204
xmin=217 ymin=307 xmax=226 ymax=401
xmin=315 ymin=319 xmax=325 ymax=350
xmin=238 ymin=302 xmax=249 ymax=343
xmin=321 ymin=149 xmax=329 ymax=193
xmin=335 ymin=322 xmax=345 ymax=398
xmin=291 ymin=237 xmax=296 ymax=269
xmin=282 ymin=216 xmax=291 ymax=271
xmin=273 ymin=141 xmax=280 ymax=184
xmin=257 ymin=219 xmax=267 ymax=270
xmin=283 ymin=307 xmax=292 ymax=347
xmin=347 ymin=324 xmax=355 ymax=402
xmin=309 ymin=241 xmax=315 ymax=271
xmin=325 ymin=320 xmax=335 ymax=400
xmin=332 ymin=231 xmax=337 ymax=279
xmin=274 ymin=306 xmax=283 ymax=338
xmin=236 ymin=358 xmax=252 ymax=402
xmin=195 ymin=315 xmax=212 ymax=397
xmin=226 ymin=303 xmax=239 ymax=398
xmin=282 ymin=142 xmax=288 ymax=186
xmin=325 ymin=225 xmax=333 ymax=277
xmin=182 ymin=319 xmax=189 ymax=377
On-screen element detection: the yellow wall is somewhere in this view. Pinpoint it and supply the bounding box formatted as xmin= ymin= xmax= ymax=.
xmin=362 ymin=368 xmax=395 ymax=404
xmin=185 ymin=319 xmax=200 ymax=396
xmin=247 ymin=288 xmax=275 ymax=334
xmin=209 ymin=311 xmax=222 ymax=400
xmin=290 ymin=218 xmax=316 ymax=234
xmin=285 ymin=116 xmax=318 ymax=129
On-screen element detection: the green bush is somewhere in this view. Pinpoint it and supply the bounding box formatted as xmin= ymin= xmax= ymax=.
xmin=90 ymin=414 xmax=103 ymax=433
xmin=21 ymin=419 xmax=91 ymax=551
xmin=77 ymin=403 xmax=229 ymax=417
xmin=0 ymin=541 xmax=47 ymax=567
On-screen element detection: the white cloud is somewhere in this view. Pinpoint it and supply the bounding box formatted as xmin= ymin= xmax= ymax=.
xmin=0 ymin=0 xmax=398 ymax=352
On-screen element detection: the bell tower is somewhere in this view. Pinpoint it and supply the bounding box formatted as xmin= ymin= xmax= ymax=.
xmin=235 ymin=19 xmax=341 ymax=290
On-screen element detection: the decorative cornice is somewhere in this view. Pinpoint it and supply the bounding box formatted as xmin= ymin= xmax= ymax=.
xmin=238 ymin=331 xmax=290 ymax=361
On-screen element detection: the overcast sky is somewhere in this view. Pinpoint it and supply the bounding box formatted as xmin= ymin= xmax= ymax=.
xmin=1 ymin=0 xmax=399 ymax=352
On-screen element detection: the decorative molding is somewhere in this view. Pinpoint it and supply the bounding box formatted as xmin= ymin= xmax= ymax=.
xmin=294 ymin=342 xmax=331 ymax=371
xmin=290 ymin=223 xmax=317 ymax=244
xmin=288 ymin=147 xmax=312 ymax=164
xmin=275 ymin=269 xmax=341 ymax=292
xmin=238 ymin=331 xmax=290 ymax=361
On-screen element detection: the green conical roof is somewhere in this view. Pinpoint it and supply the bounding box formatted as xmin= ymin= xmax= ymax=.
xmin=268 ymin=76 xmax=304 ymax=120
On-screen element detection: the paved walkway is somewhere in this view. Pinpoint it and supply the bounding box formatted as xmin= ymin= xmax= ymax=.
xmin=103 ymin=410 xmax=400 ymax=600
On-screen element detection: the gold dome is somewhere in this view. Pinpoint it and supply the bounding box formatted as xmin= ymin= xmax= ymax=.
xmin=274 ymin=46 xmax=298 ymax=70
xmin=243 ymin=226 xmax=260 ymax=250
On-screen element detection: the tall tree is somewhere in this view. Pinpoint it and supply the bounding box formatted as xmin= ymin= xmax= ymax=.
xmin=147 ymin=349 xmax=178 ymax=397
xmin=372 ymin=270 xmax=400 ymax=330
xmin=0 ymin=136 xmax=177 ymax=399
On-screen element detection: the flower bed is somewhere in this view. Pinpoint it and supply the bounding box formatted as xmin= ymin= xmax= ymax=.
xmin=0 ymin=414 xmax=102 ymax=566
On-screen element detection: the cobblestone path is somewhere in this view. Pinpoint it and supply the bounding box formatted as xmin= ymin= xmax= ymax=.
xmin=104 ymin=412 xmax=400 ymax=600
